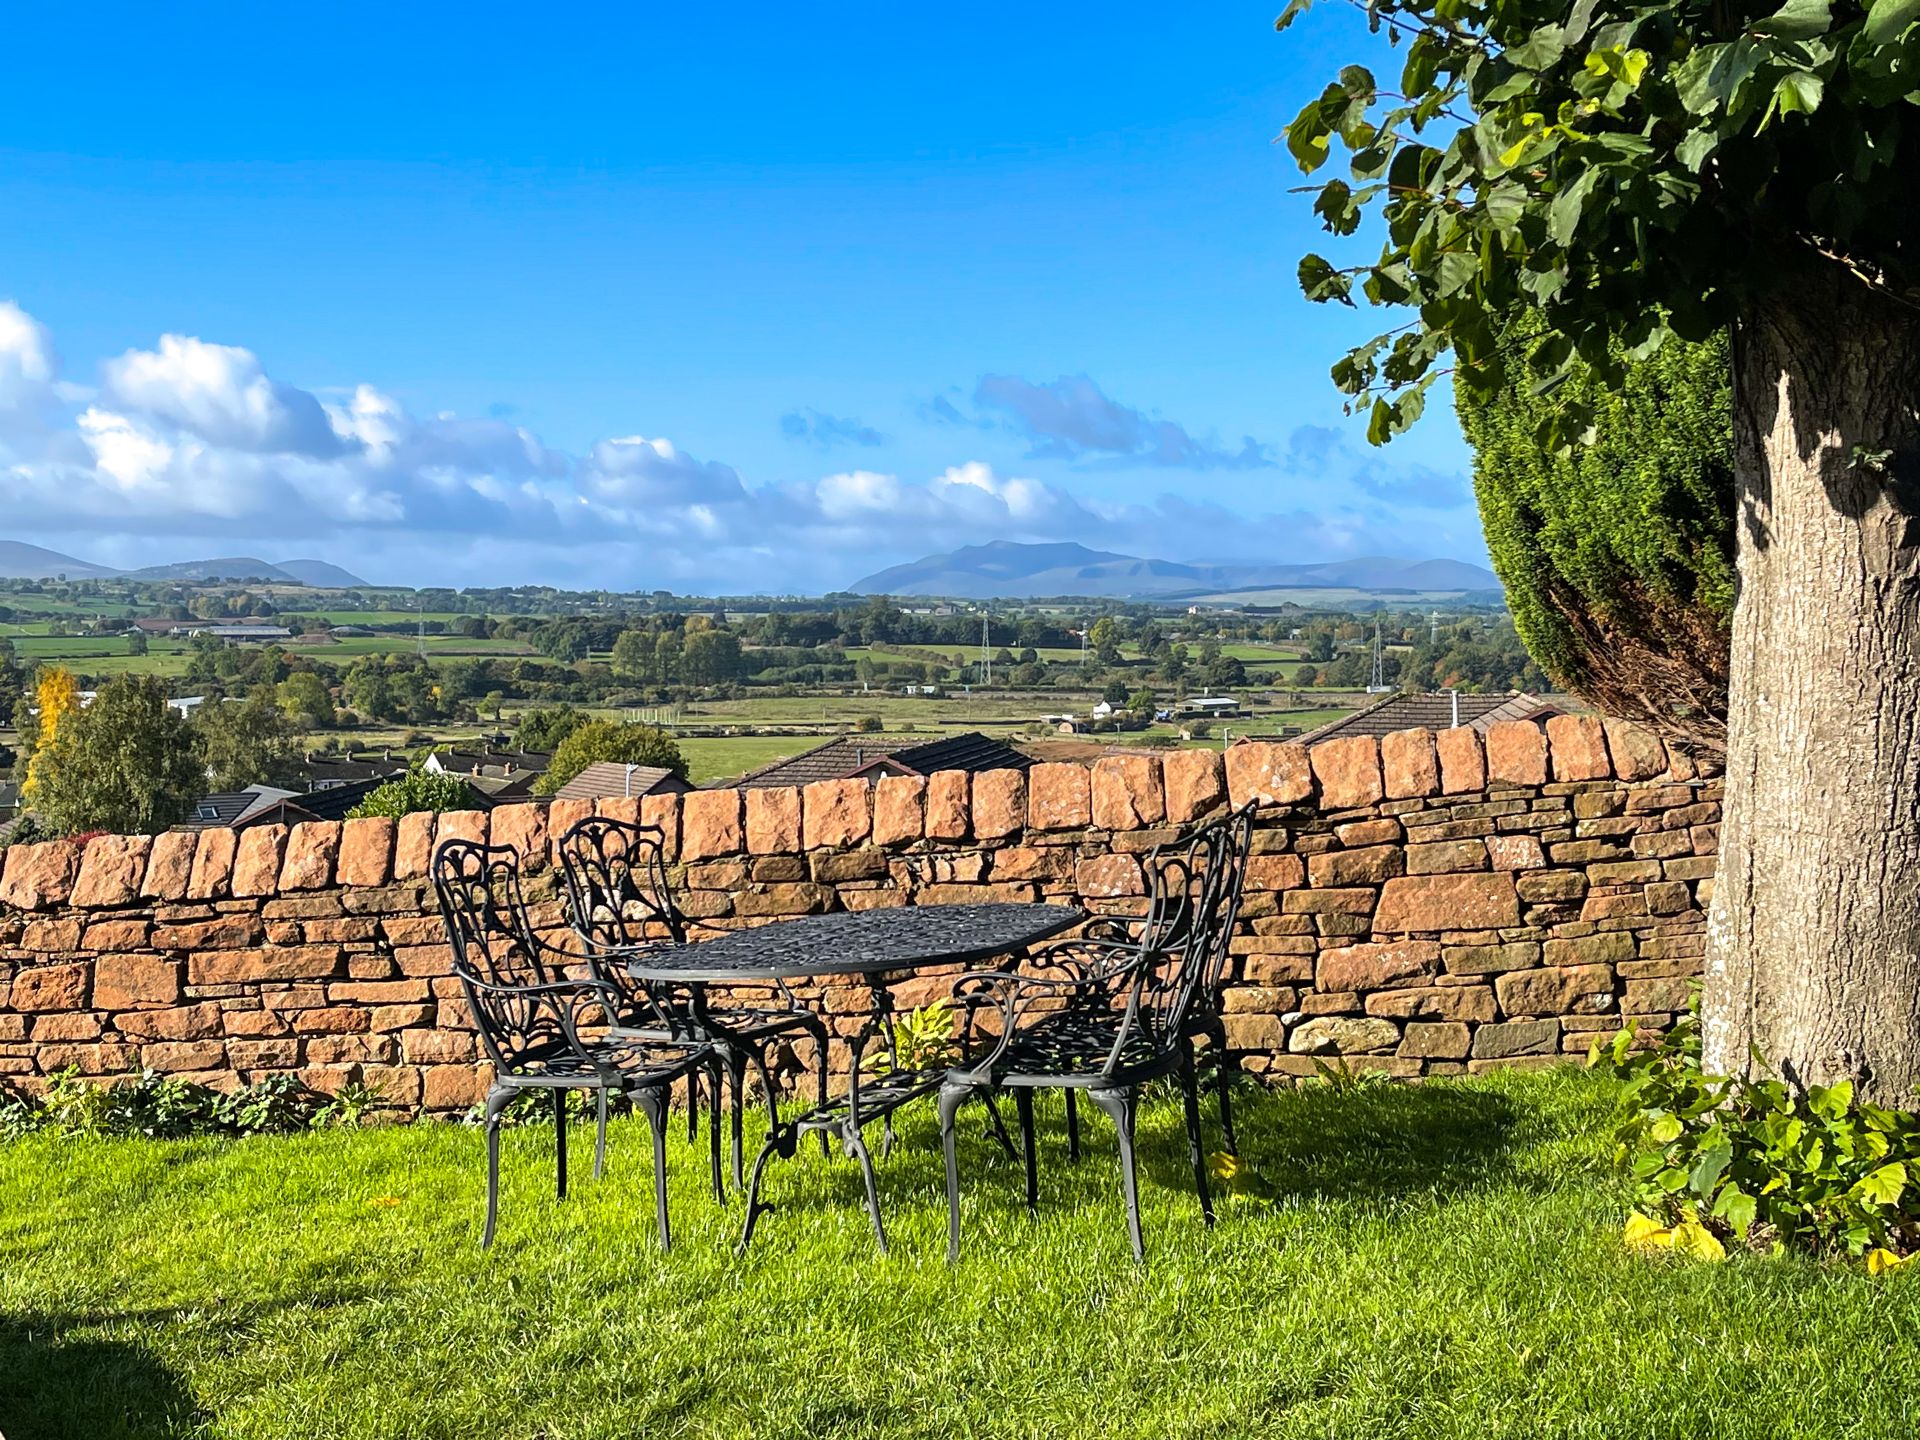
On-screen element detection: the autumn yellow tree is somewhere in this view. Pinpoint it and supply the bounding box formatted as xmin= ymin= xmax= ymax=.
xmin=21 ymin=666 xmax=81 ymax=802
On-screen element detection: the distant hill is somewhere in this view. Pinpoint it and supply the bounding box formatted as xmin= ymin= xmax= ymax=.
xmin=277 ymin=558 xmax=369 ymax=588
xmin=0 ymin=542 xmax=371 ymax=587
xmin=850 ymin=540 xmax=1500 ymax=600
xmin=0 ymin=541 xmax=117 ymax=580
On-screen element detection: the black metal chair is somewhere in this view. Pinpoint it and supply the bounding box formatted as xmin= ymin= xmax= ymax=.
xmin=936 ymin=804 xmax=1254 ymax=1261
xmin=555 ymin=815 xmax=833 ymax=1188
xmin=432 ymin=838 xmax=723 ymax=1250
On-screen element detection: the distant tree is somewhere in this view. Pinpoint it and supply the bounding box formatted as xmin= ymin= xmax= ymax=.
xmin=276 ymin=672 xmax=335 ymax=731
xmin=536 ymin=721 xmax=687 ymax=796
xmin=680 ymin=628 xmax=744 ymax=687
xmin=347 ymin=769 xmax=481 ymax=819
xmin=516 ymin=705 xmax=589 ymax=753
xmin=1102 ymin=679 xmax=1131 ymax=706
xmin=1088 ymin=616 xmax=1122 ymax=666
xmin=30 ymin=675 xmax=202 ymax=835
xmin=610 ymin=629 xmax=653 ymax=684
xmin=853 ymin=714 xmax=884 ymax=734
xmin=481 ymin=690 xmax=508 ymax=721
xmin=20 ymin=667 xmax=82 ymax=799
xmin=197 ymin=690 xmax=299 ymax=791
xmin=126 ymin=631 xmax=147 ymax=656
xmin=1461 ymin=315 xmax=1733 ymax=746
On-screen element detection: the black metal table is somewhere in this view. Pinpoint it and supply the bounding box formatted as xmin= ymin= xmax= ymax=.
xmin=629 ymin=903 xmax=1081 ymax=1252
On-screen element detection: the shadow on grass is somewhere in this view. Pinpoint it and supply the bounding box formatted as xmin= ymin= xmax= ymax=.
xmin=0 ymin=1292 xmax=368 ymax=1440
xmin=0 ymin=1312 xmax=202 ymax=1440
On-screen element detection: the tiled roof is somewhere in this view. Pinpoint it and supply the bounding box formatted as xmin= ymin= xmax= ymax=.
xmin=1291 ymin=692 xmax=1578 ymax=745
xmin=550 ymin=762 xmax=692 ymax=802
xmin=724 ymin=731 xmax=1031 ymax=789
xmin=182 ymin=786 xmax=300 ymax=830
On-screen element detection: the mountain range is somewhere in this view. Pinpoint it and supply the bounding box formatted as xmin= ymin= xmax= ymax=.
xmin=0 ymin=541 xmax=369 ymax=588
xmin=850 ymin=541 xmax=1501 ymax=600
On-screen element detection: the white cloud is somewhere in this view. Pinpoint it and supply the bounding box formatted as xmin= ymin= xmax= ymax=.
xmin=0 ymin=301 xmax=1485 ymax=591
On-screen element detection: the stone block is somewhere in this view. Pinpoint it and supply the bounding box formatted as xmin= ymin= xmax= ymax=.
xmin=392 ymin=811 xmax=437 ymax=879
xmin=1244 ymin=853 xmax=1305 ymax=891
xmin=972 ymin=769 xmax=1026 ymax=840
xmin=1317 ymin=940 xmax=1440 ymax=992
xmin=1027 ymin=763 xmax=1091 ymax=831
xmin=489 ymin=804 xmax=548 ymax=863
xmin=1224 ymin=741 xmax=1313 ymax=808
xmin=12 ymin=962 xmax=89 ymax=1011
xmin=1495 ymin=963 xmax=1616 ymax=1017
xmin=1091 ymin=755 xmax=1164 ymax=829
xmin=803 ymin=778 xmax=871 ymax=850
xmin=71 ymin=835 xmax=151 ymax=909
xmin=1365 ymin=985 xmax=1497 ymax=1023
xmin=337 ymin=817 xmax=396 ymax=888
xmin=926 ymin=769 xmax=970 ymax=841
xmin=1076 ymin=854 xmax=1144 ymax=898
xmin=1375 ymin=872 xmax=1519 ymax=932
xmin=681 ymin=788 xmax=744 ymax=859
xmin=1405 ymin=840 xmax=1488 ymax=875
xmin=1398 ymin=1021 xmax=1471 ymax=1059
xmin=1 ymin=841 xmax=82 ymax=910
xmin=230 ymin=825 xmax=287 ymax=899
xmin=1443 ymin=941 xmax=1540 ymax=975
xmin=1547 ymin=714 xmax=1612 ymax=781
xmin=1435 ymin=727 xmax=1487 ymax=794
xmin=280 ymin=822 xmax=340 ymax=891
xmin=1288 ymin=1016 xmax=1400 ymax=1055
xmin=1310 ymin=736 xmax=1384 ymax=810
xmin=1487 ymin=835 xmax=1546 ymax=871
xmin=1604 ymin=719 xmax=1668 ymax=781
xmin=1307 ymin=845 xmax=1403 ymax=887
xmin=1485 ymin=721 xmax=1548 ymax=787
xmin=872 ymin=774 xmax=927 ymax=846
xmin=1544 ymin=931 xmax=1636 ymax=966
xmin=1471 ymin=1019 xmax=1561 ymax=1059
xmin=1381 ymin=728 xmax=1440 ymax=799
xmin=746 ymin=786 xmax=803 ymax=854
xmin=1517 ymin=869 xmax=1587 ymax=903
xmin=1162 ymin=748 xmax=1227 ymax=823
xmin=142 ymin=830 xmax=200 ymax=901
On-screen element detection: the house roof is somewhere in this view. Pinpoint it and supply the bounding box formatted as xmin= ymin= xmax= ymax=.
xmin=182 ymin=785 xmax=301 ymax=830
xmin=724 ymin=731 xmax=1032 ymax=789
xmin=1291 ymin=691 xmax=1578 ymax=746
xmin=294 ymin=754 xmax=410 ymax=788
xmin=549 ymin=762 xmax=693 ymax=802
xmin=427 ymin=747 xmax=552 ymax=780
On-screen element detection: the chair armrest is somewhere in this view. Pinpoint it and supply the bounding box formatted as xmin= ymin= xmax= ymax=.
xmin=459 ymin=974 xmax=625 ymax=1072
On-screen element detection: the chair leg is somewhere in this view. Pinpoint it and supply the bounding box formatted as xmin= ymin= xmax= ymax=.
xmin=552 ymin=1090 xmax=569 ymax=1201
xmin=938 ymin=1081 xmax=972 ymax=1263
xmin=727 ymin=1051 xmax=748 ymax=1193
xmin=637 ymin=1088 xmax=672 ymax=1252
xmin=1181 ymin=1050 xmax=1216 ymax=1227
xmin=481 ymin=1087 xmax=513 ymax=1249
xmin=844 ymin=1125 xmax=889 ymax=1254
xmin=1089 ymin=1087 xmax=1144 ymax=1263
xmin=708 ymin=1059 xmax=726 ymax=1203
xmin=1212 ymin=1023 xmax=1239 ymax=1158
xmin=687 ymin=1069 xmax=700 ymax=1143
xmin=1065 ymin=1088 xmax=1081 ymax=1162
xmin=1014 ymin=1089 xmax=1038 ymax=1215
xmin=983 ymin=1093 xmax=1019 ymax=1160
xmin=594 ymin=1088 xmax=609 ymax=1182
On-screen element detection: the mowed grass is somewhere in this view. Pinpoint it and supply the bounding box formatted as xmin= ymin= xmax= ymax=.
xmin=4 ymin=1066 xmax=1915 ymax=1440
xmin=676 ymin=733 xmax=824 ymax=783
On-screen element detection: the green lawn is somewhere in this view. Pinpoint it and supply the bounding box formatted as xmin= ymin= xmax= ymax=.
xmin=3 ymin=1067 xmax=1913 ymax=1439
xmin=675 ymin=733 xmax=825 ymax=783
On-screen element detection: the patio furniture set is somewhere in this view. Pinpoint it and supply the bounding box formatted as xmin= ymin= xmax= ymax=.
xmin=431 ymin=802 xmax=1255 ymax=1261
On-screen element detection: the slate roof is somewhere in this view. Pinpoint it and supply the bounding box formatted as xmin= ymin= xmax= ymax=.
xmin=724 ymin=731 xmax=1032 ymax=789
xmin=1291 ymin=691 xmax=1578 ymax=746
xmin=550 ymin=762 xmax=693 ymax=802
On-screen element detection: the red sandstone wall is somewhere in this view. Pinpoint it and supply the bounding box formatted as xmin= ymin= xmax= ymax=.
xmin=0 ymin=716 xmax=1717 ymax=1114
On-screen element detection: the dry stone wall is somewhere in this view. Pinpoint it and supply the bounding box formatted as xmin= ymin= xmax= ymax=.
xmin=0 ymin=716 xmax=1718 ymax=1114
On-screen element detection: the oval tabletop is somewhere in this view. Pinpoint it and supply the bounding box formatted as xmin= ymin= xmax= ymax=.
xmin=625 ymin=903 xmax=1083 ymax=984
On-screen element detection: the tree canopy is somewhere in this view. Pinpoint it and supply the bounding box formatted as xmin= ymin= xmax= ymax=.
xmin=28 ymin=675 xmax=203 ymax=836
xmin=346 ymin=770 xmax=481 ymax=820
xmin=1281 ymin=0 xmax=1920 ymax=439
xmin=536 ymin=722 xmax=687 ymax=796
xmin=1460 ymin=314 xmax=1735 ymax=744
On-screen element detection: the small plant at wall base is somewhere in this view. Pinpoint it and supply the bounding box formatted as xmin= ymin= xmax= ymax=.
xmin=0 ymin=1069 xmax=382 ymax=1141
xmin=1594 ymin=1010 xmax=1920 ymax=1270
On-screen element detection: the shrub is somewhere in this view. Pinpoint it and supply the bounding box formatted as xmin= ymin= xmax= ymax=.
xmin=0 ymin=1068 xmax=381 ymax=1141
xmin=347 ymin=769 xmax=481 ymax=819
xmin=1595 ymin=1009 xmax=1920 ymax=1264
xmin=535 ymin=721 xmax=686 ymax=796
xmin=1459 ymin=314 xmax=1734 ymax=749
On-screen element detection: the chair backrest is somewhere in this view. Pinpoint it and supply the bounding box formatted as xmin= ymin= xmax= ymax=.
xmin=554 ymin=815 xmax=687 ymax=952
xmin=432 ymin=839 xmax=557 ymax=988
xmin=1115 ymin=803 xmax=1255 ymax=1063
xmin=431 ymin=838 xmax=575 ymax=1075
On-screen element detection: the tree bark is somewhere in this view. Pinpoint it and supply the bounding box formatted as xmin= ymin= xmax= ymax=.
xmin=1703 ymin=269 xmax=1920 ymax=1103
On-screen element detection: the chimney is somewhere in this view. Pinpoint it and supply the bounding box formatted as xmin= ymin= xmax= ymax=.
xmin=1449 ymin=688 xmax=1460 ymax=728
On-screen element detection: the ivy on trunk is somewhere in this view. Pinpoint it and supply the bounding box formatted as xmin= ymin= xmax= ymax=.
xmin=1280 ymin=0 xmax=1920 ymax=1101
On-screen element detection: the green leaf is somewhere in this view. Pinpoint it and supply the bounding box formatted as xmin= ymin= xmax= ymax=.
xmin=1549 ymin=167 xmax=1602 ymax=246
xmin=1435 ymin=248 xmax=1479 ymax=297
xmin=1287 ymin=108 xmax=1333 ymax=172
xmin=1507 ymin=25 xmax=1567 ymax=71
xmin=1676 ymin=128 xmax=1721 ymax=172
xmin=1298 ymin=254 xmax=1353 ymax=305
xmin=1714 ymin=1185 xmax=1758 ymax=1236
xmin=1865 ymin=0 xmax=1920 ymax=42
xmin=1689 ymin=1143 xmax=1732 ymax=1197
xmin=1853 ymin=1160 xmax=1908 ymax=1206
xmin=1773 ymin=70 xmax=1825 ymax=119
xmin=1275 ymin=0 xmax=1314 ymax=33
xmin=1750 ymin=0 xmax=1833 ymax=37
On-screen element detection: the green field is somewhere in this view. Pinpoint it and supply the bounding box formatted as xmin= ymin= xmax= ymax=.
xmin=4 ymin=1068 xmax=1916 ymax=1439
xmin=675 ymin=734 xmax=829 ymax=783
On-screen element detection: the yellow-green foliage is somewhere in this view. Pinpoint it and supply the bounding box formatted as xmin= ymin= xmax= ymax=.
xmin=1459 ymin=317 xmax=1734 ymax=737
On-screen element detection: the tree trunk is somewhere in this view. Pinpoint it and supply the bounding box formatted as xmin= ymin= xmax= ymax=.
xmin=1703 ymin=270 xmax=1920 ymax=1103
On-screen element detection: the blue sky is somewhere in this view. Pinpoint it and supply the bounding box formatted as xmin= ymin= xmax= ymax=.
xmin=0 ymin=2 xmax=1485 ymax=592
